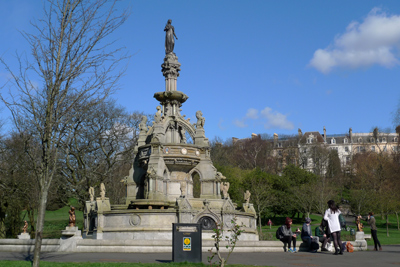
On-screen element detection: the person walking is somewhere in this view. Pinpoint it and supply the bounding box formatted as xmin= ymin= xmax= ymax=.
xmin=279 ymin=217 xmax=297 ymax=253
xmin=368 ymin=212 xmax=382 ymax=251
xmin=324 ymin=200 xmax=343 ymax=255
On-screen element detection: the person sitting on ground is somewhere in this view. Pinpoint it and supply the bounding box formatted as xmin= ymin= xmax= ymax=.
xmin=280 ymin=217 xmax=297 ymax=253
xmin=315 ymin=219 xmax=331 ymax=251
xmin=301 ymin=217 xmax=318 ymax=252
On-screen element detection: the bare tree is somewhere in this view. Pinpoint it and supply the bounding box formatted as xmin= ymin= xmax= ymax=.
xmin=0 ymin=1 xmax=128 ymax=265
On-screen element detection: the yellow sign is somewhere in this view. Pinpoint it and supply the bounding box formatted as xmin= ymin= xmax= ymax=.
xmin=183 ymin=237 xmax=191 ymax=251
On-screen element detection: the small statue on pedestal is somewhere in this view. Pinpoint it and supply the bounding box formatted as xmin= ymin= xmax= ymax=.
xmin=89 ymin=186 xmax=94 ymax=202
xmin=356 ymin=215 xmax=363 ymax=232
xmin=100 ymin=183 xmax=106 ymax=200
xmin=244 ymin=190 xmax=251 ymax=207
xmin=68 ymin=207 xmax=76 ymax=227
xmin=195 ymin=110 xmax=205 ymax=129
xmin=22 ymin=220 xmax=28 ymax=233
xmin=221 ymin=182 xmax=230 ymax=199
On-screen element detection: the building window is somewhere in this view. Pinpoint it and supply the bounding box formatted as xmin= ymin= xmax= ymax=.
xmin=332 ymin=147 xmax=338 ymax=151
xmin=307 ymin=138 xmax=313 ymax=144
xmin=370 ymin=138 xmax=375 ymax=143
xmin=358 ymin=137 xmax=363 ymax=143
xmin=346 ymin=156 xmax=351 ymax=164
xmin=371 ymin=146 xmax=375 ymax=152
xmin=344 ymin=138 xmax=348 ymax=144
xmin=382 ymin=137 xmax=387 ymax=143
xmin=394 ymin=137 xmax=398 ymax=142
xmin=357 ymin=146 xmax=365 ymax=153
xmin=345 ymin=146 xmax=349 ymax=152
xmin=331 ymin=138 xmax=336 ymax=144
xmin=278 ymin=142 xmax=282 ymax=148
xmin=278 ymin=150 xmax=282 ymax=156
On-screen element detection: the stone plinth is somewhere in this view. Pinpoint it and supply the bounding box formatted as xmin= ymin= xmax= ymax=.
xmin=17 ymin=233 xmax=30 ymax=239
xmin=61 ymin=226 xmax=83 ymax=240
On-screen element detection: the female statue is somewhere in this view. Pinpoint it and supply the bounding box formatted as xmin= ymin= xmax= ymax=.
xmin=164 ymin=19 xmax=178 ymax=54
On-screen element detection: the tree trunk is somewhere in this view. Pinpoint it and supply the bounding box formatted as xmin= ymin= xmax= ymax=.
xmin=0 ymin=207 xmax=5 ymax=239
xmin=32 ymin=187 xmax=49 ymax=267
xmin=396 ymin=212 xmax=399 ymax=231
xmin=258 ymin=212 xmax=262 ymax=236
xmin=386 ymin=214 xmax=389 ymax=237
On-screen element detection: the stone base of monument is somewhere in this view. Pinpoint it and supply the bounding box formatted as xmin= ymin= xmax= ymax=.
xmin=60 ymin=226 xmax=83 ymax=252
xmin=354 ymin=231 xmax=368 ymax=251
xmin=61 ymin=226 xmax=83 ymax=239
xmin=17 ymin=233 xmax=30 ymax=239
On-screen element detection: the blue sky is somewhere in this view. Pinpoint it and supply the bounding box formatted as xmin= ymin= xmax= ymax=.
xmin=1 ymin=1 xmax=400 ymax=142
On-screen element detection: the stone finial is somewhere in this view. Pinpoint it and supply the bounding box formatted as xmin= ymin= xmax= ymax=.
xmin=154 ymin=106 xmax=162 ymax=123
xmin=298 ymin=128 xmax=302 ymax=137
xmin=244 ymin=190 xmax=251 ymax=206
xmin=100 ymin=183 xmax=106 ymax=200
xmin=195 ymin=110 xmax=205 ymax=128
xmin=68 ymin=207 xmax=76 ymax=227
xmin=22 ymin=221 xmax=28 ymax=233
xmin=221 ymin=182 xmax=230 ymax=199
xmin=89 ymin=186 xmax=94 ymax=202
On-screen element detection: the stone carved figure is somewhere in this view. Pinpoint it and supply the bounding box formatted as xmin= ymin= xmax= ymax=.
xmin=216 ymin=171 xmax=226 ymax=181
xmin=244 ymin=190 xmax=251 ymax=206
xmin=139 ymin=115 xmax=148 ymax=134
xmin=68 ymin=207 xmax=76 ymax=227
xmin=22 ymin=220 xmax=28 ymax=233
xmin=221 ymin=182 xmax=230 ymax=199
xmin=164 ymin=19 xmax=178 ymax=54
xmin=195 ymin=111 xmax=205 ymax=129
xmin=100 ymin=183 xmax=106 ymax=200
xmin=89 ymin=186 xmax=94 ymax=202
xmin=356 ymin=215 xmax=363 ymax=232
xmin=154 ymin=106 xmax=162 ymax=123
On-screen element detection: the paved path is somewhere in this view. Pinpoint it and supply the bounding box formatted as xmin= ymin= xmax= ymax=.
xmin=0 ymin=245 xmax=399 ymax=266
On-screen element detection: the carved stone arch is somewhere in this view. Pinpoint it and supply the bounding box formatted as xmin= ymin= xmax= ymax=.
xmin=188 ymin=168 xmax=203 ymax=181
xmin=194 ymin=209 xmax=221 ymax=230
xmin=188 ymin=170 xmax=202 ymax=198
xmin=176 ymin=118 xmax=196 ymax=140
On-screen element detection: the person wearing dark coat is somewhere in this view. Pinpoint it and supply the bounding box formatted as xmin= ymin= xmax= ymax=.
xmin=315 ymin=219 xmax=331 ymax=251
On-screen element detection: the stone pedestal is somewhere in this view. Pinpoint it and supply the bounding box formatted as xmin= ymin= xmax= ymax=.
xmin=61 ymin=226 xmax=83 ymax=240
xmin=17 ymin=233 xmax=30 ymax=239
xmin=354 ymin=231 xmax=368 ymax=251
xmin=355 ymin=231 xmax=365 ymax=241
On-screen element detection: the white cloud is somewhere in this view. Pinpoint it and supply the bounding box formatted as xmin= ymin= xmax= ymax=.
xmin=233 ymin=119 xmax=247 ymax=128
xmin=260 ymin=107 xmax=294 ymax=130
xmin=310 ymin=8 xmax=400 ymax=73
xmin=246 ymin=108 xmax=258 ymax=119
xmin=233 ymin=107 xmax=294 ymax=130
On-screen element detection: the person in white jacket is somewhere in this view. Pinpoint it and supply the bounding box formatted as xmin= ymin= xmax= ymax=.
xmin=324 ymin=200 xmax=343 ymax=255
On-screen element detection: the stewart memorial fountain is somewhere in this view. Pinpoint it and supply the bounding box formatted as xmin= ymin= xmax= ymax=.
xmin=83 ymin=20 xmax=258 ymax=241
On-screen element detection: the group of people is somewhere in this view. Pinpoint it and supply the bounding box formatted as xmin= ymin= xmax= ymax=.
xmin=278 ymin=200 xmax=382 ymax=254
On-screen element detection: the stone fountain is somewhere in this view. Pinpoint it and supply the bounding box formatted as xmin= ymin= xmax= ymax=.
xmin=83 ymin=20 xmax=258 ymax=241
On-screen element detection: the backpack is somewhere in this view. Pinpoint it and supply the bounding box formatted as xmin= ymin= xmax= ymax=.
xmin=276 ymin=226 xmax=283 ymax=239
xmin=339 ymin=213 xmax=346 ymax=228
